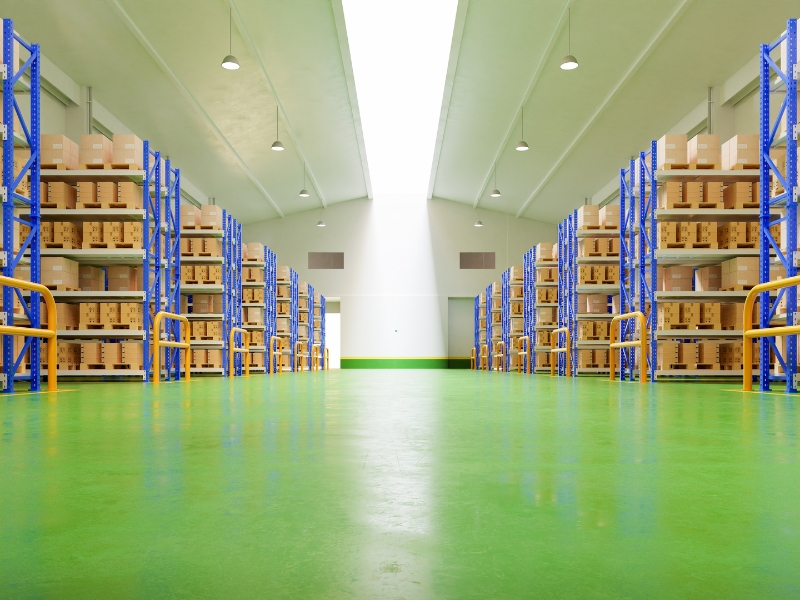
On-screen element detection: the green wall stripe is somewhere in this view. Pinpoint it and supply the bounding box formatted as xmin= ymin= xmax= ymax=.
xmin=341 ymin=358 xmax=449 ymax=369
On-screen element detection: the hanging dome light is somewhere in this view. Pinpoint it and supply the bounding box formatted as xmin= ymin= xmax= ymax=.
xmin=490 ymin=162 xmax=501 ymax=197
xmin=272 ymin=105 xmax=284 ymax=151
xmin=221 ymin=8 xmax=240 ymax=70
xmin=299 ymin=188 xmax=309 ymax=197
xmin=560 ymin=9 xmax=579 ymax=71
xmin=316 ymin=219 xmax=326 ymax=227
xmin=490 ymin=189 xmax=501 ymax=198
xmin=516 ymin=107 xmax=529 ymax=151
xmin=299 ymin=163 xmax=309 ymax=196
xmin=474 ymin=219 xmax=484 ymax=227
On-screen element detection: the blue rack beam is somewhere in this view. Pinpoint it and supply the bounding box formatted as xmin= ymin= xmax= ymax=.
xmin=2 ymin=22 xmax=40 ymax=391
xmin=142 ymin=142 xmax=161 ymax=382
xmin=162 ymin=159 xmax=181 ymax=381
xmin=759 ymin=19 xmax=798 ymax=392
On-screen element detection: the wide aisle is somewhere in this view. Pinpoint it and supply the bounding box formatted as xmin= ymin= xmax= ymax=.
xmin=1 ymin=371 xmax=799 ymax=598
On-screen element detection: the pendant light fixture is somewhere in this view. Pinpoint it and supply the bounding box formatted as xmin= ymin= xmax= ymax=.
xmin=474 ymin=207 xmax=483 ymax=227
xmin=560 ymin=8 xmax=579 ymax=70
xmin=271 ymin=105 xmax=284 ymax=151
xmin=299 ymin=163 xmax=309 ymax=197
xmin=474 ymin=218 xmax=484 ymax=227
xmin=221 ymin=7 xmax=240 ymax=70
xmin=516 ymin=107 xmax=529 ymax=151
xmin=490 ymin=162 xmax=501 ymax=197
xmin=316 ymin=219 xmax=326 ymax=227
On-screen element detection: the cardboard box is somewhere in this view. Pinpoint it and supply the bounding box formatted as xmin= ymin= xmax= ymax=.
xmin=54 ymin=222 xmax=83 ymax=249
xmin=703 ymin=182 xmax=724 ymax=205
xmin=723 ymin=182 xmax=756 ymax=209
xmin=577 ymin=205 xmax=599 ymax=229
xmin=538 ymin=307 xmax=555 ymax=324
xmin=586 ymin=294 xmax=607 ymax=314
xmin=204 ymin=238 xmax=222 ymax=257
xmin=45 ymin=181 xmax=77 ymax=209
xmin=200 ymin=205 xmax=223 ymax=228
xmin=246 ymin=242 xmax=264 ymax=261
xmin=277 ymin=317 xmax=290 ymax=332
xmin=659 ymin=266 xmax=694 ymax=292
xmin=82 ymin=222 xmax=102 ymax=245
xmin=116 ymin=182 xmax=143 ymax=208
xmin=535 ymin=243 xmax=553 ymax=261
xmin=100 ymin=302 xmax=121 ymax=325
xmin=277 ymin=265 xmax=291 ymax=281
xmin=79 ymin=134 xmax=113 ymax=165
xmin=721 ymin=257 xmax=758 ymax=289
xmin=181 ymin=205 xmax=200 ymax=227
xmin=81 ymin=342 xmax=103 ymax=365
xmin=112 ymin=134 xmax=143 ymax=167
xmin=695 ymin=265 xmax=721 ymax=292
xmin=657 ymin=221 xmax=678 ymax=246
xmin=121 ymin=342 xmax=143 ymax=368
xmin=41 ymin=134 xmax=79 ymax=169
xmin=688 ymin=134 xmax=720 ymax=166
xmin=102 ymin=221 xmax=122 ymax=245
xmin=722 ymin=134 xmax=759 ymax=169
xmin=510 ymin=265 xmax=523 ymax=281
xmin=42 ymin=257 xmax=79 ymax=288
xmin=599 ymin=205 xmax=618 ymax=228
xmin=657 ymin=134 xmax=688 ymax=167
xmin=578 ymin=238 xmax=598 ymax=257
xmin=107 ymin=266 xmax=139 ymax=291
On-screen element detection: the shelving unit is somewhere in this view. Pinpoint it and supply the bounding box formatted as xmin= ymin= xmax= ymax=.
xmin=757 ymin=18 xmax=798 ymax=392
xmin=264 ymin=248 xmax=278 ymax=373
xmin=556 ymin=211 xmax=577 ymax=376
xmin=161 ymin=159 xmax=182 ymax=381
xmin=487 ymin=282 xmax=501 ymax=370
xmin=290 ymin=268 xmax=299 ymax=371
xmin=532 ymin=250 xmax=557 ymax=373
xmin=317 ymin=294 xmax=326 ymax=369
xmin=522 ymin=247 xmax=535 ymax=374
xmin=223 ymin=211 xmax=243 ymax=377
xmin=2 ymin=21 xmax=41 ymax=391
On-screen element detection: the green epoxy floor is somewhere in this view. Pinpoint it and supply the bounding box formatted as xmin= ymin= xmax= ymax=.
xmin=1 ymin=371 xmax=799 ymax=598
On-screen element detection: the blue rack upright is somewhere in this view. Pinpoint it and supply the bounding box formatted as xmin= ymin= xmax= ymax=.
xmin=264 ymin=247 xmax=277 ymax=372
xmin=290 ymin=268 xmax=299 ymax=371
xmin=223 ymin=211 xmax=243 ymax=377
xmin=306 ymin=283 xmax=314 ymax=371
xmin=501 ymin=269 xmax=510 ymax=372
xmin=2 ymin=21 xmax=41 ymax=391
xmin=320 ymin=295 xmax=326 ymax=369
xmin=556 ymin=211 xmax=577 ymax=376
xmin=142 ymin=143 xmax=162 ymax=382
xmin=162 ymin=159 xmax=182 ymax=381
xmin=758 ymin=19 xmax=798 ymax=392
xmin=522 ymin=246 xmax=536 ymax=374
xmin=619 ymin=158 xmax=638 ymax=381
xmin=486 ymin=283 xmax=494 ymax=369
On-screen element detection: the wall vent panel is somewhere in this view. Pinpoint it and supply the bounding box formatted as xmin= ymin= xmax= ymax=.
xmin=308 ymin=252 xmax=345 ymax=269
xmin=460 ymin=252 xmax=495 ymax=269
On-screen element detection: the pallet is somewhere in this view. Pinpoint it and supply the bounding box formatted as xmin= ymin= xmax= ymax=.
xmin=44 ymin=284 xmax=80 ymax=291
xmin=78 ymin=323 xmax=142 ymax=330
xmin=579 ymin=225 xmax=619 ymax=231
xmin=181 ymin=225 xmax=220 ymax=231
xmin=658 ymin=241 xmax=719 ymax=249
xmin=80 ymin=201 xmax=141 ymax=209
xmin=181 ymin=252 xmax=221 ymax=258
xmin=182 ymin=280 xmax=222 ymax=286
xmin=579 ymin=280 xmax=620 ymax=285
xmin=41 ymin=163 xmax=73 ymax=170
xmin=720 ymin=284 xmax=757 ymax=291
xmin=536 ymin=258 xmax=557 ymax=262
xmin=731 ymin=163 xmax=760 ymax=171
xmin=79 ymin=363 xmax=134 ymax=370
xmin=658 ymin=363 xmax=691 ymax=370
xmin=724 ymin=201 xmax=759 ymax=210
xmin=661 ymin=201 xmax=723 ymax=210
xmin=695 ymin=363 xmax=721 ymax=369
xmin=719 ymin=242 xmax=757 ymax=250
xmin=82 ymin=242 xmax=143 ymax=249
xmin=78 ymin=163 xmax=140 ymax=170
xmin=43 ymin=242 xmax=82 ymax=249
xmin=41 ymin=201 xmax=76 ymax=209
xmin=661 ymin=163 xmax=720 ymax=170
xmin=659 ymin=322 xmax=722 ymax=331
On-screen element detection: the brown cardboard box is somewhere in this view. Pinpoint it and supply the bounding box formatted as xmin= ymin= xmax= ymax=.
xmin=578 ymin=238 xmax=598 ymax=257
xmin=277 ymin=265 xmax=291 ymax=281
xmin=695 ymin=265 xmax=721 ymax=292
xmin=595 ymin=321 xmax=609 ymax=340
xmin=98 ymin=182 xmax=117 ymax=204
xmin=538 ymin=307 xmax=555 ymax=324
xmin=119 ymin=303 xmax=142 ymax=327
xmin=100 ymin=302 xmax=121 ymax=325
xmin=81 ymin=342 xmax=103 ymax=365
xmin=657 ymin=181 xmax=684 ymax=208
xmin=578 ymin=265 xmax=593 ymax=284
xmin=79 ymin=303 xmax=100 ymax=325
xmin=41 ymin=303 xmax=79 ymax=329
xmin=700 ymin=302 xmax=720 ymax=325
xmin=578 ymin=322 xmax=594 ymax=340
xmin=657 ymin=302 xmax=680 ymax=328
xmin=46 ymin=181 xmax=77 ymax=209
xmin=79 ymin=134 xmax=113 ymax=165
xmin=688 ymin=134 xmax=720 ymax=166
xmin=510 ymin=265 xmax=523 ymax=281
xmin=605 ymin=265 xmax=620 ymax=283
xmin=697 ymin=342 xmax=719 ymax=366
xmin=577 ymin=205 xmax=599 ymax=229
xmin=683 ymin=182 xmax=703 ymax=202
xmin=82 ymin=222 xmax=102 ymax=245
xmin=535 ymin=243 xmax=553 ymax=260
xmin=181 ymin=265 xmax=194 ymax=283
xmin=606 ymin=237 xmax=620 ymax=255
xmin=657 ymin=134 xmax=688 ymax=167
xmin=102 ymin=221 xmax=122 ymax=244
xmin=107 ymin=266 xmax=138 ymax=291
xmin=599 ymin=205 xmax=619 ymax=228
xmin=678 ymin=221 xmax=697 ymax=244
xmin=54 ymin=222 xmax=83 ymax=249
xmin=123 ymin=222 xmax=143 ymax=246
xmin=200 ymin=205 xmax=223 ymax=228
xmin=121 ymin=342 xmax=143 ymax=368
xmin=723 ymin=134 xmax=759 ymax=169
xmin=660 ymin=266 xmax=694 ymax=292
xmin=204 ymin=238 xmax=222 ymax=257
xmin=41 ymin=134 xmax=79 ymax=169
xmin=578 ymin=350 xmax=593 ymax=368
xmin=658 ymin=342 xmax=680 ymax=368
xmin=208 ymin=265 xmax=222 ymax=283
xmin=721 ymin=257 xmax=758 ymax=289
xmin=246 ymin=242 xmax=264 ymax=260
xmin=277 ymin=285 xmax=290 ymax=298
xmin=103 ymin=343 xmax=122 ymax=367
xmin=681 ymin=302 xmax=700 ymax=324
xmin=245 ymin=307 xmax=263 ymax=324
xmin=180 ymin=205 xmax=200 ymax=227
xmin=586 ymin=294 xmax=607 ymax=314
xmin=723 ymin=182 xmax=755 ymax=209
xmin=112 ymin=134 xmax=143 ymax=167
xmin=42 ymin=257 xmax=79 ymax=288
xmin=116 ymin=181 xmax=143 ymax=208
xmin=277 ymin=317 xmax=290 ymax=333
xmin=657 ymin=221 xmax=678 ymax=246
xmin=717 ymin=222 xmax=744 ymax=249
xmin=696 ymin=221 xmax=717 ymax=245
xmin=703 ymin=182 xmax=724 ymax=205
xmin=611 ymin=295 xmax=620 ymax=314
xmin=40 ymin=222 xmax=55 ymax=245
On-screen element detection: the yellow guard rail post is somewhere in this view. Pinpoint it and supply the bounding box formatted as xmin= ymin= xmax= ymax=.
xmin=269 ymin=336 xmax=283 ymax=373
xmin=743 ymin=275 xmax=800 ymax=391
xmin=479 ymin=344 xmax=489 ymax=370
xmin=228 ymin=327 xmax=250 ymax=377
xmin=609 ymin=311 xmax=647 ymax=383
xmin=324 ymin=347 xmax=329 ymax=370
xmin=293 ymin=340 xmax=305 ymax=372
xmin=0 ymin=276 xmax=58 ymax=392
xmin=493 ymin=340 xmax=506 ymax=372
xmin=311 ymin=344 xmax=321 ymax=370
xmin=470 ymin=347 xmax=476 ymax=370
xmin=153 ymin=311 xmax=190 ymax=385
xmin=550 ymin=327 xmax=571 ymax=377
xmin=517 ymin=336 xmax=530 ymax=374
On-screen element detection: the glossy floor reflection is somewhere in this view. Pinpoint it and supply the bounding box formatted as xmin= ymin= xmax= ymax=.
xmin=1 ymin=371 xmax=799 ymax=598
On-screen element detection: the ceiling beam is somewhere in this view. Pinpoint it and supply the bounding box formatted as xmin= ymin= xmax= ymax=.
xmin=229 ymin=0 xmax=326 ymax=209
xmin=427 ymin=0 xmax=470 ymax=201
xmin=516 ymin=0 xmax=695 ymax=218
xmin=330 ymin=0 xmax=373 ymax=201
xmin=108 ymin=0 xmax=284 ymax=217
xmin=472 ymin=0 xmax=570 ymax=208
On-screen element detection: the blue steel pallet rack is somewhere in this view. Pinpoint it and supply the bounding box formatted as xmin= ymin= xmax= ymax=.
xmin=556 ymin=211 xmax=578 ymax=376
xmin=265 ymin=247 xmax=278 ymax=372
xmin=501 ymin=269 xmax=510 ymax=372
xmin=2 ymin=21 xmax=41 ymax=391
xmin=486 ymin=282 xmax=494 ymax=369
xmin=142 ymin=142 xmax=162 ymax=381
xmin=619 ymin=157 xmax=637 ymax=381
xmin=473 ymin=295 xmax=480 ymax=368
xmin=319 ymin=295 xmax=326 ymax=368
xmin=161 ymin=159 xmax=182 ymax=381
xmin=758 ymin=19 xmax=798 ymax=392
xmin=522 ymin=247 xmax=536 ymax=374
xmin=223 ymin=212 xmax=243 ymax=376
xmin=305 ymin=283 xmax=314 ymax=371
xmin=289 ymin=268 xmax=299 ymax=371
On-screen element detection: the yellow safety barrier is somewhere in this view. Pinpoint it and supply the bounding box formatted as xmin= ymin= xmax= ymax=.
xmin=153 ymin=311 xmax=190 ymax=385
xmin=0 ymin=275 xmax=57 ymax=392
xmin=550 ymin=327 xmax=571 ymax=377
xmin=493 ymin=340 xmax=506 ymax=372
xmin=228 ymin=327 xmax=250 ymax=377
xmin=269 ymin=336 xmax=283 ymax=373
xmin=609 ymin=311 xmax=647 ymax=383
xmin=479 ymin=344 xmax=489 ymax=370
xmin=470 ymin=347 xmax=476 ymax=370
xmin=517 ymin=336 xmax=530 ymax=374
xmin=743 ymin=275 xmax=800 ymax=391
xmin=324 ymin=347 xmax=329 ymax=370
xmin=311 ymin=344 xmax=321 ymax=370
xmin=293 ymin=340 xmax=306 ymax=372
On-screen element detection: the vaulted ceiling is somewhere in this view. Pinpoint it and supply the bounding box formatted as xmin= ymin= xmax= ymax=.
xmin=428 ymin=0 xmax=798 ymax=223
xmin=6 ymin=0 xmax=371 ymax=224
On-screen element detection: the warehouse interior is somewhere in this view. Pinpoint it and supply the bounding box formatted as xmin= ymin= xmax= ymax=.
xmin=2 ymin=1 xmax=800 ymax=596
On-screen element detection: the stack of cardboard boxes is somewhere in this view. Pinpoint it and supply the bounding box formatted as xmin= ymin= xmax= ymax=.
xmin=79 ymin=341 xmax=142 ymax=370
xmin=181 ymin=205 xmax=223 ymax=230
xmin=190 ymin=321 xmax=222 ymax=341
xmin=41 ymin=222 xmax=83 ymax=249
xmin=180 ymin=265 xmax=223 ymax=285
xmin=578 ymin=264 xmax=620 ymax=286
xmin=81 ymin=222 xmax=143 ymax=249
xmin=78 ymin=302 xmax=142 ymax=329
xmin=576 ymin=205 xmax=618 ymax=230
xmin=180 ymin=294 xmax=222 ymax=314
xmin=180 ymin=237 xmax=222 ymax=257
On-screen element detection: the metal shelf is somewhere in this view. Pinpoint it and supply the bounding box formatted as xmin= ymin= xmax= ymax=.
xmin=28 ymin=369 xmax=147 ymax=378
xmin=576 ymin=284 xmax=619 ymax=294
xmin=576 ymin=229 xmax=619 ymax=238
xmin=577 ymin=256 xmax=620 ymax=264
xmin=179 ymin=228 xmax=224 ymax=238
xmin=655 ymin=329 xmax=743 ymax=339
xmin=25 ymin=290 xmax=146 ymax=302
xmin=40 ymin=248 xmax=144 ymax=265
xmin=655 ymin=169 xmax=760 ymax=183
xmin=181 ymin=256 xmax=224 ymax=265
xmin=59 ymin=329 xmax=145 ymax=339
xmin=656 ymin=291 xmax=749 ymax=302
xmin=656 ymin=369 xmax=743 ymax=378
xmin=40 ymin=169 xmax=145 ymax=183
xmin=578 ymin=313 xmax=617 ymax=321
xmin=577 ymin=340 xmax=610 ymax=349
xmin=534 ymin=303 xmax=558 ymax=308
xmin=32 ymin=208 xmax=146 ymax=222
xmin=534 ymin=261 xmax=557 ymax=268
xmin=190 ymin=340 xmax=224 ymax=349
xmin=652 ymin=248 xmax=759 ymax=266
xmin=577 ymin=367 xmax=611 ymax=374
xmin=181 ymin=284 xmax=223 ymax=294
xmin=182 ymin=313 xmax=223 ymax=321
xmin=654 ymin=208 xmax=777 ymax=222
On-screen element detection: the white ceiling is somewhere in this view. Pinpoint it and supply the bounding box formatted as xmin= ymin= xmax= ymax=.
xmin=429 ymin=0 xmax=799 ymax=223
xmin=6 ymin=0 xmax=371 ymax=224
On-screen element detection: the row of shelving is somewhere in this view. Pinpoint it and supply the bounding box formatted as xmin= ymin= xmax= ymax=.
xmin=0 ymin=19 xmax=327 ymax=390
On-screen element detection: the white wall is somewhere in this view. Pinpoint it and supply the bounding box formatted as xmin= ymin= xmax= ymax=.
xmin=242 ymin=194 xmax=556 ymax=360
xmin=448 ymin=297 xmax=474 ymax=359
